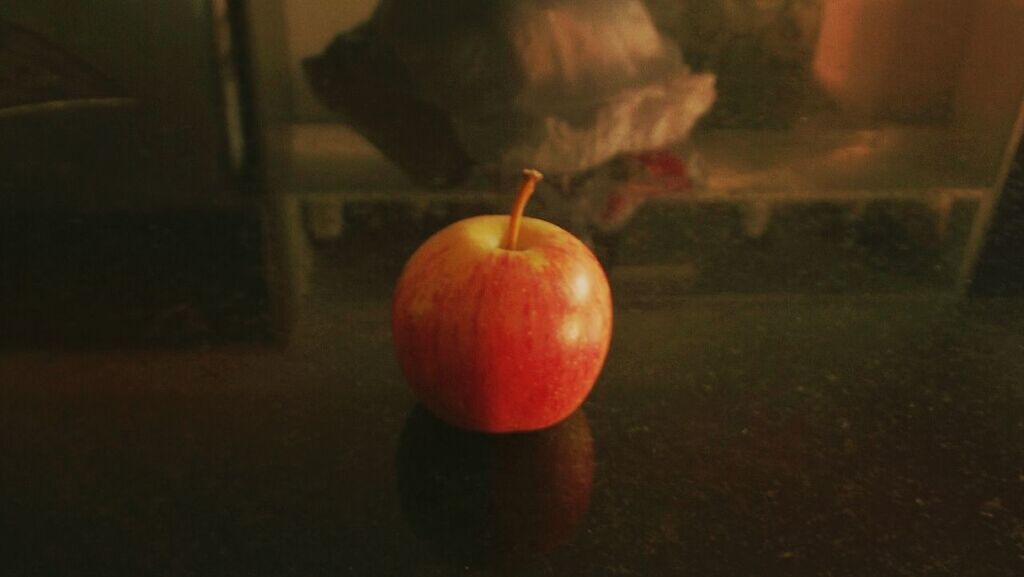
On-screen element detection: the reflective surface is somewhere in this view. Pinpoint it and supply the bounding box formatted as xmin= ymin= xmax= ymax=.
xmin=3 ymin=288 xmax=1024 ymax=575
xmin=398 ymin=408 xmax=595 ymax=571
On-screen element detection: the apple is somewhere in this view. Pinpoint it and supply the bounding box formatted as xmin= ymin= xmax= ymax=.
xmin=397 ymin=406 xmax=595 ymax=569
xmin=391 ymin=169 xmax=613 ymax=432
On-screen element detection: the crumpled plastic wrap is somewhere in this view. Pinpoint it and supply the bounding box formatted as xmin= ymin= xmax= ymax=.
xmin=305 ymin=0 xmax=716 ymax=188
xmin=499 ymin=72 xmax=715 ymax=175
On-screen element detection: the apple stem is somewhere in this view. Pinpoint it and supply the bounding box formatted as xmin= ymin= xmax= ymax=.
xmin=503 ymin=169 xmax=544 ymax=250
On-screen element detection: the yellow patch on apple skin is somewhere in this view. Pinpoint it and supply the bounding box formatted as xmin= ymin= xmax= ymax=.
xmin=397 ymin=216 xmax=500 ymax=319
xmin=396 ymin=213 xmax=607 ymax=329
xmin=570 ymin=272 xmax=591 ymax=303
xmin=516 ymin=249 xmax=549 ymax=271
xmin=459 ymin=218 xmax=505 ymax=251
xmin=559 ymin=315 xmax=583 ymax=344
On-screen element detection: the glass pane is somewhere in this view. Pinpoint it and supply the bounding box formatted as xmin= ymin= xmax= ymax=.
xmin=252 ymin=0 xmax=1024 ymax=298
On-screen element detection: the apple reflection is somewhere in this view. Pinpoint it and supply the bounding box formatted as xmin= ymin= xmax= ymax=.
xmin=396 ymin=406 xmax=594 ymax=570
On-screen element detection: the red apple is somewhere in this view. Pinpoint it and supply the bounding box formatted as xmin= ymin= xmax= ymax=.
xmin=391 ymin=169 xmax=613 ymax=432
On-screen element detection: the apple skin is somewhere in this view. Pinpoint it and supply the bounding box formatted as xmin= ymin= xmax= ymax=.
xmin=391 ymin=214 xmax=612 ymax=432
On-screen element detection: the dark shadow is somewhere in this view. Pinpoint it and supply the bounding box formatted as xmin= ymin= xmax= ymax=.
xmin=396 ymin=405 xmax=594 ymax=572
xmin=0 ymin=210 xmax=272 ymax=350
xmin=972 ymin=141 xmax=1024 ymax=295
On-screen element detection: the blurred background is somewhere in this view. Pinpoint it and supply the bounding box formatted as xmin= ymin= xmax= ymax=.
xmin=2 ymin=0 xmax=1023 ymax=348
xmin=3 ymin=5 xmax=1024 ymax=576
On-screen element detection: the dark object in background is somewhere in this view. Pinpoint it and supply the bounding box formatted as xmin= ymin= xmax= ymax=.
xmin=0 ymin=18 xmax=123 ymax=110
xmin=0 ymin=17 xmax=141 ymax=212
xmin=971 ymin=143 xmax=1024 ymax=296
xmin=0 ymin=9 xmax=270 ymax=348
xmin=303 ymin=22 xmax=474 ymax=189
xmin=644 ymin=0 xmax=827 ymax=128
xmin=0 ymin=3 xmax=233 ymax=211
xmin=304 ymin=0 xmax=715 ymax=188
xmin=0 ymin=211 xmax=272 ymax=349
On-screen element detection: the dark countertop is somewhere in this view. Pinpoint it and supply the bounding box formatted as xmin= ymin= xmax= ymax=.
xmin=3 ymin=290 xmax=1023 ymax=576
